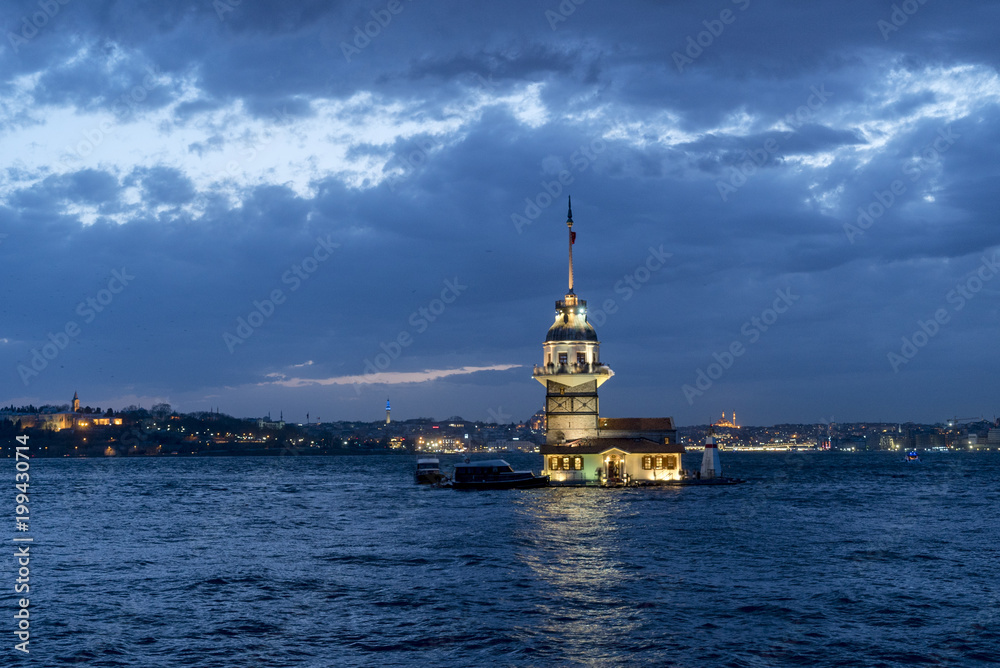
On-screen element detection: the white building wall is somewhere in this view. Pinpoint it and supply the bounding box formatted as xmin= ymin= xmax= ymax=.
xmin=542 ymin=341 xmax=599 ymax=366
xmin=624 ymin=453 xmax=681 ymax=481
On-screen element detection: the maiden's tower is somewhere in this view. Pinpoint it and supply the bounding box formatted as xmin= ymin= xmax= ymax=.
xmin=535 ymin=199 xmax=684 ymax=486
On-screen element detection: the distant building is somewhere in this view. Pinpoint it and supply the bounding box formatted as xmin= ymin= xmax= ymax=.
xmin=915 ymin=433 xmax=945 ymax=448
xmin=0 ymin=392 xmax=121 ymax=431
xmin=535 ymin=200 xmax=681 ymax=485
xmin=527 ymin=409 xmax=546 ymax=431
xmin=713 ymin=412 xmax=739 ymax=429
xmin=1 ymin=411 xmax=71 ymax=431
xmin=486 ymin=438 xmax=535 ymax=452
xmin=879 ymin=433 xmax=909 ymax=450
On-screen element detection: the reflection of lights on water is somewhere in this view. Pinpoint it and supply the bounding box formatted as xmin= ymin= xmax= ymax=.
xmin=512 ymin=491 xmax=655 ymax=651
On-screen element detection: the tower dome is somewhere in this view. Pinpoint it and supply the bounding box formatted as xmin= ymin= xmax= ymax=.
xmin=545 ymin=307 xmax=599 ymax=343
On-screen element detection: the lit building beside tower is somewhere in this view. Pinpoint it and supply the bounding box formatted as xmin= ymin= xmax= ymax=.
xmin=536 ymin=199 xmax=683 ymax=485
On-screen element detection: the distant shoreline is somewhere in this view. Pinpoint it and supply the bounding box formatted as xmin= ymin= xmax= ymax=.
xmin=2 ymin=449 xmax=538 ymax=459
xmin=7 ymin=448 xmax=993 ymax=460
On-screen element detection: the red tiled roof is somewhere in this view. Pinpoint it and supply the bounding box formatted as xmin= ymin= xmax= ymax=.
xmin=541 ymin=437 xmax=685 ymax=455
xmin=599 ymin=417 xmax=675 ymax=431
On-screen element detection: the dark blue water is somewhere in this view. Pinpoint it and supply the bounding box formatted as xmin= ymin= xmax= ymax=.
xmin=16 ymin=451 xmax=1000 ymax=666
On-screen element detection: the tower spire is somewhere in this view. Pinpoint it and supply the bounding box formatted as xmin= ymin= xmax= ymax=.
xmin=566 ymin=197 xmax=575 ymax=294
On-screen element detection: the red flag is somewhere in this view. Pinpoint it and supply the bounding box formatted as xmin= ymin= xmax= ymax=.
xmin=570 ymin=231 xmax=576 ymax=245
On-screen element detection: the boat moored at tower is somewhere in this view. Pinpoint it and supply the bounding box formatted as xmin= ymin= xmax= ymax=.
xmin=451 ymin=459 xmax=549 ymax=490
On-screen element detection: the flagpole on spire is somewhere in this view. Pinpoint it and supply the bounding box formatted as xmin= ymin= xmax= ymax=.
xmin=567 ymin=196 xmax=575 ymax=294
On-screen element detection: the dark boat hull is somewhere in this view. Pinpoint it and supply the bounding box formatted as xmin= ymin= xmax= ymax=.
xmin=415 ymin=471 xmax=446 ymax=484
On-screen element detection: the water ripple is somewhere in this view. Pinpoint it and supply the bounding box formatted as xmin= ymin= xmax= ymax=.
xmin=27 ymin=451 xmax=1000 ymax=666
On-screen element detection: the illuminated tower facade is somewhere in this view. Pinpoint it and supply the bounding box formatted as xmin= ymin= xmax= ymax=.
xmin=532 ymin=199 xmax=613 ymax=444
xmin=385 ymin=398 xmax=391 ymax=425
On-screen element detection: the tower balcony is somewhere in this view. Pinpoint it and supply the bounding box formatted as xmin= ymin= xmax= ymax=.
xmin=532 ymin=362 xmax=614 ymax=388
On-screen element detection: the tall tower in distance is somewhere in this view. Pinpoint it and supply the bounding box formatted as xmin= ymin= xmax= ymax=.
xmin=72 ymin=391 xmax=80 ymax=412
xmin=385 ymin=398 xmax=391 ymax=425
xmin=532 ymin=198 xmax=613 ymax=444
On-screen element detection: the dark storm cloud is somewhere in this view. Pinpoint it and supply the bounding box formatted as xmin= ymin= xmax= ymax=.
xmin=8 ymin=169 xmax=121 ymax=210
xmin=403 ymin=43 xmax=583 ymax=82
xmin=678 ymin=125 xmax=868 ymax=167
xmin=127 ymin=166 xmax=196 ymax=205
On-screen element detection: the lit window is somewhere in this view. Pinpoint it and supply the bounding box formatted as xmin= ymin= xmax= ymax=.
xmin=665 ymin=455 xmax=677 ymax=469
xmin=562 ymin=456 xmax=570 ymax=470
xmin=558 ymin=353 xmax=568 ymax=364
xmin=655 ymin=456 xmax=663 ymax=469
xmin=573 ymin=456 xmax=583 ymax=470
xmin=549 ymin=456 xmax=560 ymax=470
xmin=642 ymin=456 xmax=653 ymax=470
xmin=577 ymin=353 xmax=586 ymax=365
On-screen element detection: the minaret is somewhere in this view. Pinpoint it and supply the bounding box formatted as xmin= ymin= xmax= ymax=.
xmin=533 ymin=198 xmax=613 ymax=444
xmin=385 ymin=398 xmax=391 ymax=425
xmin=701 ymin=426 xmax=722 ymax=479
xmin=72 ymin=391 xmax=80 ymax=412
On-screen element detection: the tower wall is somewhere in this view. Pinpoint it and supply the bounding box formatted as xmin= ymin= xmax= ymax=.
xmin=545 ymin=380 xmax=599 ymax=444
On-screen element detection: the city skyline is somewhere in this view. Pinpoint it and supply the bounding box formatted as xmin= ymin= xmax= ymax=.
xmin=2 ymin=1 xmax=999 ymax=425
xmin=4 ymin=386 xmax=997 ymax=431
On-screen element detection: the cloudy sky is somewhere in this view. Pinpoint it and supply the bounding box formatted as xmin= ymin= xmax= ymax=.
xmin=1 ymin=0 xmax=998 ymax=425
